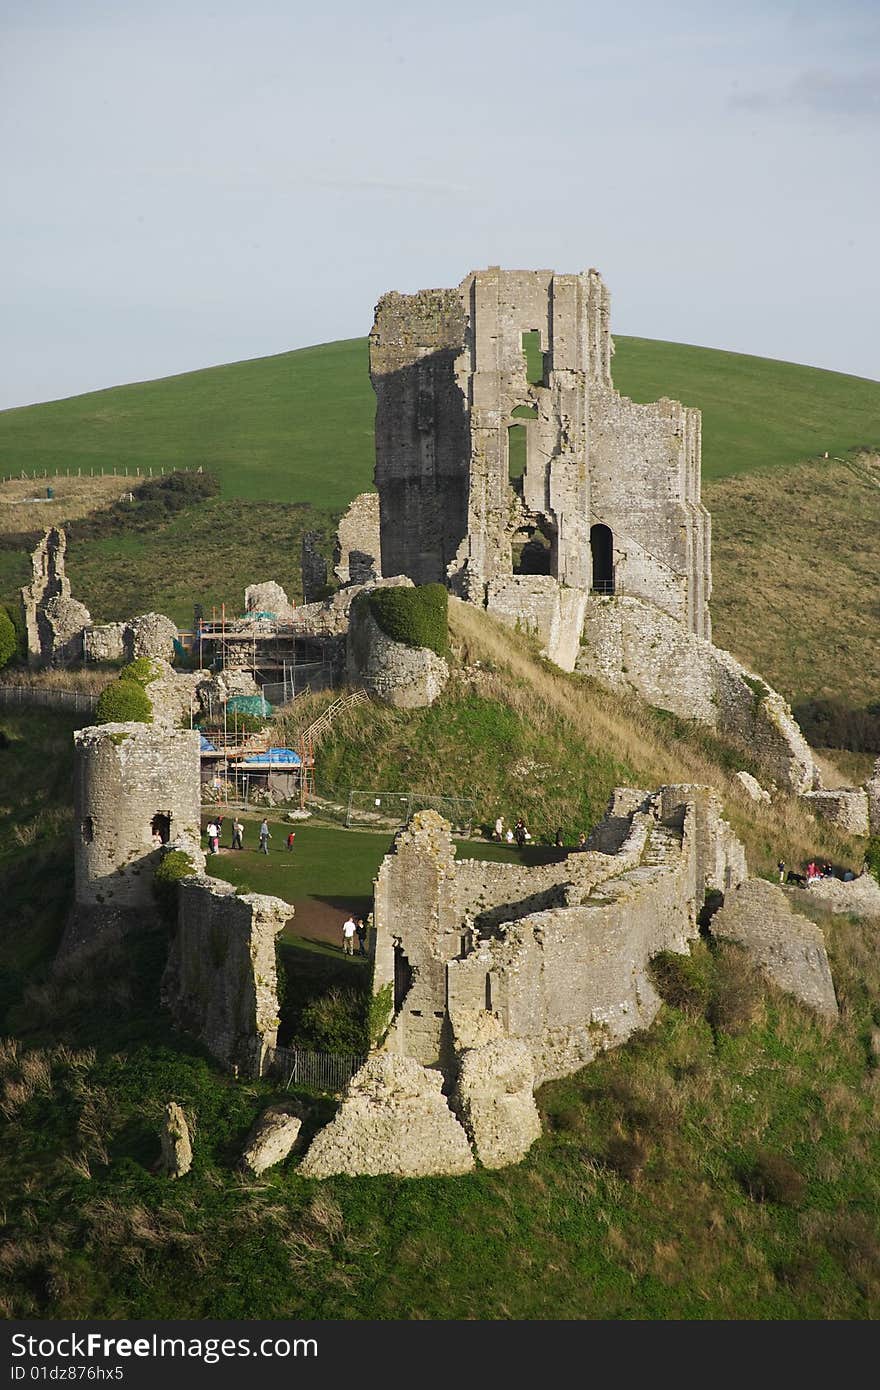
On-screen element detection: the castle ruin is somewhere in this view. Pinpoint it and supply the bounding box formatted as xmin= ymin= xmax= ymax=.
xmin=370 ymin=267 xmax=711 ymax=661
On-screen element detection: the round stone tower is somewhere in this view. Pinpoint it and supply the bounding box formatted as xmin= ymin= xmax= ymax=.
xmin=73 ymin=723 xmax=202 ymax=910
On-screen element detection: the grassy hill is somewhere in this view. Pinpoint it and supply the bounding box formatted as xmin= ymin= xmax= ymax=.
xmin=2 ymin=336 xmax=878 ymax=503
xmin=1 ymin=604 xmax=878 ymax=1319
xmin=2 ymin=334 xmax=879 ymax=700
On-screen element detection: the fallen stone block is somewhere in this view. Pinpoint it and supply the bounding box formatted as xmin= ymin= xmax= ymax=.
xmin=159 ymin=1101 xmax=192 ymax=1177
xmin=299 ymin=1054 xmax=474 ymax=1178
xmin=454 ymin=1039 xmax=541 ymax=1169
xmin=240 ymin=1104 xmax=303 ymax=1176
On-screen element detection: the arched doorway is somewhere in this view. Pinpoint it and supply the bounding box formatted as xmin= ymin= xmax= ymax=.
xmin=590 ymin=524 xmax=614 ymax=594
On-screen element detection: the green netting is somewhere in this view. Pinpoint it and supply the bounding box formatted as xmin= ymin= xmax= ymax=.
xmin=226 ymin=693 xmax=273 ymax=717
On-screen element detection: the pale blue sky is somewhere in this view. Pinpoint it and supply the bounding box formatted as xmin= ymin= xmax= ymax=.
xmin=2 ymin=0 xmax=878 ymax=408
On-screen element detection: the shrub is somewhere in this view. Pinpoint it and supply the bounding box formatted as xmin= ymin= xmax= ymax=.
xmin=741 ymin=1150 xmax=806 ymax=1206
xmin=366 ymin=583 xmax=448 ymax=657
xmin=297 ymin=987 xmax=367 ymax=1054
xmin=118 ymin=658 xmax=162 ymax=687
xmin=0 ymin=608 xmax=16 ymax=671
xmin=605 ymin=1132 xmax=649 ymax=1183
xmin=649 ymin=948 xmax=713 ymax=1017
xmin=94 ymin=679 xmax=153 ymax=725
xmin=153 ymin=849 xmax=197 ymax=921
xmin=707 ymin=941 xmax=764 ymax=1036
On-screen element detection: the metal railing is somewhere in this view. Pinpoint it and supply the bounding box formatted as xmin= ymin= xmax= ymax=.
xmin=265 ymin=1046 xmax=366 ymax=1093
xmin=0 ymin=684 xmax=98 ymax=714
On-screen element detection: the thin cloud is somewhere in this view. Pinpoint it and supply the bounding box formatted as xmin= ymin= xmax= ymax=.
xmin=732 ymin=67 xmax=880 ymax=119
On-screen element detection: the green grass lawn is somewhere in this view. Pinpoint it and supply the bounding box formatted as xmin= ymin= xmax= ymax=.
xmin=203 ymin=815 xmax=565 ymax=943
xmin=2 ymin=335 xmax=877 ymax=508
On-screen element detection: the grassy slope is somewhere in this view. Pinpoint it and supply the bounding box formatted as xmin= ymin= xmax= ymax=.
xmin=706 ymin=455 xmax=880 ymax=705
xmin=2 ymin=334 xmax=879 ymax=698
xmin=1 ymin=702 xmax=878 ymax=1319
xmin=2 ymin=337 xmax=878 ymax=501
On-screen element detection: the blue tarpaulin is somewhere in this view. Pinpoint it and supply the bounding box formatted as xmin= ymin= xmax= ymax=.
xmin=242 ymin=747 xmax=301 ymax=766
xmin=199 ymin=735 xmax=216 ymax=752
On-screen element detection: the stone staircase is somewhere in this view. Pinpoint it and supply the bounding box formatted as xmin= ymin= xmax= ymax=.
xmin=641 ymin=823 xmax=682 ymax=868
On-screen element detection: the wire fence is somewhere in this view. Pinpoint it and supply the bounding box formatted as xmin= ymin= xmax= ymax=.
xmin=0 ymin=465 xmax=184 ymax=485
xmin=265 ymin=1046 xmax=366 ymax=1093
xmin=0 ymin=684 xmax=98 ymax=714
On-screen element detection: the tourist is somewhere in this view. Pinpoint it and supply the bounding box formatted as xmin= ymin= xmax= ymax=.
xmin=259 ymin=818 xmax=271 ymax=854
xmin=355 ymin=916 xmax=367 ymax=955
xmin=513 ymin=817 xmax=529 ymax=848
xmin=205 ymin=819 xmax=219 ymax=854
xmin=777 ymin=859 xmax=786 ymax=883
xmin=342 ymin=915 xmax=357 ymax=955
xmin=505 ymin=828 xmax=514 ymax=843
xmin=286 ymin=830 xmax=296 ymax=852
xmin=577 ymin=832 xmax=587 ymax=851
xmin=493 ymin=815 xmax=504 ymax=841
xmin=231 ymin=818 xmax=244 ymax=850
xmin=555 ymin=827 xmax=564 ymax=848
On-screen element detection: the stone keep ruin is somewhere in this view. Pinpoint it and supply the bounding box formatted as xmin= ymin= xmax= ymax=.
xmin=371 ymin=267 xmax=711 ymax=665
xmin=363 ymin=265 xmax=831 ymax=797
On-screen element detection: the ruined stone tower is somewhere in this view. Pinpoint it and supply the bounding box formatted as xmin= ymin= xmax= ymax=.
xmin=71 ymin=724 xmax=201 ymax=913
xmin=370 ymin=267 xmax=712 ymax=653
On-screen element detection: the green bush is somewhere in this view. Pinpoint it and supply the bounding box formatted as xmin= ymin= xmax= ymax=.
xmin=94 ymin=678 xmax=153 ymax=725
xmin=741 ymin=1151 xmax=806 ymax=1206
xmin=707 ymin=941 xmax=765 ymax=1036
xmin=118 ymin=658 xmax=162 ymax=686
xmin=297 ymin=986 xmax=368 ymax=1054
xmin=649 ymin=948 xmax=713 ymax=1016
xmin=366 ymin=583 xmax=448 ymax=657
xmin=153 ymin=849 xmax=197 ymax=921
xmin=0 ymin=607 xmax=17 ymax=671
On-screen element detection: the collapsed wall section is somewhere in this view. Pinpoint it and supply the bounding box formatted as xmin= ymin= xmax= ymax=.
xmin=577 ymin=594 xmax=818 ymax=793
xmin=162 ymin=876 xmax=290 ymax=1077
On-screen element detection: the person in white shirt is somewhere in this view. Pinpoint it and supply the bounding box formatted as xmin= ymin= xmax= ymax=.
xmin=342 ymin=916 xmax=357 ymax=955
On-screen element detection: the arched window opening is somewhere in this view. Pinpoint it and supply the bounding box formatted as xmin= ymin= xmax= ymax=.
xmin=394 ymin=944 xmax=413 ymax=1013
xmin=81 ymin=817 xmax=94 ymax=844
xmin=590 ymin=524 xmax=615 ymax=594
xmin=151 ymin=811 xmax=172 ymax=845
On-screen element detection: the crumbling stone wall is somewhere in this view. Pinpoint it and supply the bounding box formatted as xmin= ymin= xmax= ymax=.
xmin=163 ymin=876 xmax=290 ymax=1077
xmin=800 ymin=787 xmax=870 ymax=837
xmin=373 ymin=789 xmax=746 ymax=1081
xmin=334 ymin=493 xmax=382 ymax=586
xmin=577 ymin=594 xmax=818 ymax=793
xmin=868 ymin=758 xmax=880 ymax=836
xmin=370 ymin=267 xmax=711 ymax=641
xmin=20 ymin=527 xmax=91 ymax=667
xmin=72 ymin=723 xmax=202 ymax=911
xmin=346 ymin=601 xmax=448 ymax=708
xmin=709 ymin=878 xmax=838 ymax=1017
xmin=83 ymin=612 xmax=178 ymax=663
xmin=244 ymin=581 xmax=296 ymax=618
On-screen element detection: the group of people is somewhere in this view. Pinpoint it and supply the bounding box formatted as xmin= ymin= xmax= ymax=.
xmin=203 ymin=817 xmax=272 ymax=854
xmin=777 ymin=857 xmax=856 ymax=887
xmin=341 ymin=914 xmax=369 ymax=956
xmin=491 ymin=817 xmax=590 ymax=851
xmin=492 ymin=815 xmax=533 ymax=847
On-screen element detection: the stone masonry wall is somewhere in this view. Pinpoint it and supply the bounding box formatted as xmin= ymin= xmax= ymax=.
xmin=163 ymin=876 xmax=290 ymax=1077
xmin=73 ymin=723 xmax=202 ymax=910
xmin=373 ymin=788 xmax=746 ymax=1082
xmin=577 ymin=594 xmax=817 ymax=793
xmin=346 ymin=602 xmax=449 ymax=708
xmin=334 ymin=493 xmax=382 ymax=585
xmin=370 ymin=266 xmax=710 ymax=642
